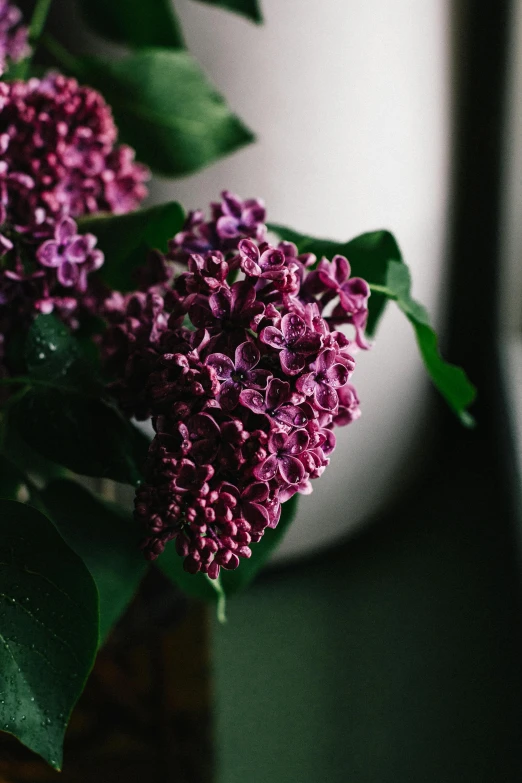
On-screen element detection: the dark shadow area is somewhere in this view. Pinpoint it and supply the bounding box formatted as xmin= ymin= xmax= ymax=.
xmin=213 ymin=2 xmax=522 ymax=781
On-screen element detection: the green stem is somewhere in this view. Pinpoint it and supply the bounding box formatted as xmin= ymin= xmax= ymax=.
xmin=29 ymin=0 xmax=53 ymax=43
xmin=369 ymin=283 xmax=396 ymax=298
xmin=40 ymin=33 xmax=85 ymax=77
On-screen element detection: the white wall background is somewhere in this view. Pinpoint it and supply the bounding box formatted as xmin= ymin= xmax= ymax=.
xmin=151 ymin=0 xmax=452 ymax=561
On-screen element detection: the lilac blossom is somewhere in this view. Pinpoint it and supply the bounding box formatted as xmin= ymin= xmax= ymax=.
xmin=37 ymin=216 xmax=103 ymax=290
xmin=0 ymin=73 xmax=148 ymax=379
xmin=260 ymin=312 xmax=322 ymax=375
xmin=206 ymin=341 xmax=271 ymax=410
xmin=101 ymin=192 xmax=371 ymax=578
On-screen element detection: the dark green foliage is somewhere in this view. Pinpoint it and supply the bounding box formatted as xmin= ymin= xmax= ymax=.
xmin=78 ymin=0 xmax=184 ymax=49
xmin=0 ymin=500 xmax=98 ymax=769
xmin=79 ymin=49 xmax=255 ymax=176
xmin=79 ymin=202 xmax=185 ymax=291
xmin=41 ymin=480 xmax=148 ymax=643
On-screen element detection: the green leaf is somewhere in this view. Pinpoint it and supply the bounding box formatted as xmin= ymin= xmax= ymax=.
xmin=269 ymin=225 xmax=400 ymax=335
xmin=25 ymin=312 xmax=80 ymax=381
xmin=40 ymin=480 xmax=148 ymax=644
xmin=78 ymin=202 xmax=185 ymax=292
xmin=382 ymin=261 xmax=477 ymax=427
xmin=158 ymin=548 xmax=219 ymax=604
xmin=78 ymin=0 xmax=184 ymax=49
xmin=270 ymin=225 xmax=476 ymax=425
xmin=14 ymin=315 xmax=149 ymax=484
xmin=191 ymin=0 xmax=262 ymax=23
xmin=14 ymin=389 xmax=148 ymax=484
xmin=78 ymin=49 xmax=255 ymax=176
xmin=159 ymin=494 xmax=299 ymax=607
xmin=0 ymin=500 xmax=98 ymax=769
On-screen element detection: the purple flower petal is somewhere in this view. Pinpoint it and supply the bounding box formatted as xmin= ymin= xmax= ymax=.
xmin=281 ymin=312 xmax=306 ymax=345
xmin=239 ymin=388 xmax=266 ymax=414
xmin=293 ymin=331 xmax=323 ymax=355
xmin=235 ymin=341 xmax=260 ymax=373
xmin=238 ymin=238 xmax=259 ymax=264
xmin=37 ymin=240 xmax=61 ymax=267
xmin=325 ymin=362 xmax=349 ymax=388
xmin=242 ymin=501 xmax=269 ymax=530
xmin=221 ymin=190 xmax=243 ymax=219
xmin=274 ymin=404 xmax=309 ymax=428
xmin=209 ymin=289 xmax=231 ymax=321
xmin=317 ymin=348 xmax=336 ymax=373
xmin=279 ymin=455 xmax=305 ymax=485
xmin=248 ymin=369 xmax=271 ymax=389
xmin=206 ymin=353 xmax=234 ymax=379
xmin=56 ymin=216 xmax=77 ymax=244
xmin=285 ymin=428 xmax=309 ymax=455
xmin=219 ymin=379 xmax=241 ymax=410
xmin=216 ymin=215 xmax=239 ymax=239
xmin=230 ymin=280 xmax=256 ymax=317
xmin=253 ymin=454 xmax=279 ymax=482
xmin=269 ymin=430 xmax=287 ymax=454
xmin=332 ymin=255 xmax=350 ymax=284
xmin=57 ymin=259 xmax=79 ymax=287
xmin=315 ymin=384 xmax=338 ymax=412
xmin=266 ymin=378 xmax=291 ymax=410
xmin=242 ymin=482 xmax=269 ymax=503
xmin=260 ymin=325 xmax=285 ymax=349
xmin=296 ymin=372 xmax=316 ymax=397
xmin=280 ymin=348 xmax=305 ymax=376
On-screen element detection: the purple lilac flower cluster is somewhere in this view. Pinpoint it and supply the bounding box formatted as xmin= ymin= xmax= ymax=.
xmin=0 ymin=1 xmax=30 ymax=76
xmin=0 ymin=73 xmax=149 ymax=374
xmin=103 ymin=193 xmax=370 ymax=578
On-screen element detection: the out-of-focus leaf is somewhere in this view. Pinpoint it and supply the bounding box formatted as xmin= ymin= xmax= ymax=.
xmin=79 ymin=202 xmax=185 ymax=291
xmin=382 ymin=261 xmax=476 ymax=427
xmin=191 ymin=0 xmax=262 ymax=23
xmin=270 ymin=224 xmax=476 ymax=425
xmin=0 ymin=500 xmax=98 ymax=769
xmin=41 ymin=480 xmax=148 ymax=643
xmin=14 ymin=389 xmax=148 ymax=484
xmin=269 ymin=224 xmax=401 ymax=335
xmin=78 ymin=0 xmax=184 ymax=49
xmin=79 ymin=49 xmax=255 ymax=176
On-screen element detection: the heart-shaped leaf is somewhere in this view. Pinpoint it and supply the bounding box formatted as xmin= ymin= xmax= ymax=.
xmin=78 ymin=0 xmax=184 ymax=49
xmin=79 ymin=201 xmax=185 ymax=291
xmin=0 ymin=500 xmax=98 ymax=769
xmin=190 ymin=0 xmax=262 ymax=23
xmin=269 ymin=224 xmax=400 ymax=336
xmin=78 ymin=49 xmax=255 ymax=176
xmin=270 ymin=224 xmax=476 ymax=425
xmin=40 ymin=480 xmax=148 ymax=644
